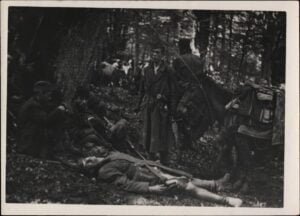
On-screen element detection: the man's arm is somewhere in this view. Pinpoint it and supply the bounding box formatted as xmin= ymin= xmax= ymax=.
xmin=46 ymin=105 xmax=68 ymax=125
xmin=135 ymin=73 xmax=145 ymax=112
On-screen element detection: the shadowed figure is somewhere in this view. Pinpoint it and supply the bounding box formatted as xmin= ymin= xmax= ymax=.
xmin=17 ymin=81 xmax=68 ymax=159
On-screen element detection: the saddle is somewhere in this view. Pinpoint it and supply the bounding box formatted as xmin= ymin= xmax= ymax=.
xmin=226 ymin=83 xmax=276 ymax=140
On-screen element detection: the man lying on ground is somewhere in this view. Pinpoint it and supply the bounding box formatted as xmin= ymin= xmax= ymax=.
xmin=66 ymin=148 xmax=243 ymax=207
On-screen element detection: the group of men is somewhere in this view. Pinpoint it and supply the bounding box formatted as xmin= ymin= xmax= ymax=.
xmin=16 ymin=43 xmax=246 ymax=206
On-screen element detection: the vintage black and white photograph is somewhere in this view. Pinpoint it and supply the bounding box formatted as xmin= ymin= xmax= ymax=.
xmin=1 ymin=0 xmax=299 ymax=214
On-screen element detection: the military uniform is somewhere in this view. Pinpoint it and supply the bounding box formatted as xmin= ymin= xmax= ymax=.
xmin=97 ymin=151 xmax=192 ymax=193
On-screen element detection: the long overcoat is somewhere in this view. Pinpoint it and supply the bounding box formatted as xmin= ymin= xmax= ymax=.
xmin=139 ymin=61 xmax=177 ymax=153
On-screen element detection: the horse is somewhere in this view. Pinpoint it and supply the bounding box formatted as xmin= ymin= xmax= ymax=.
xmin=96 ymin=61 xmax=126 ymax=87
xmin=176 ymin=74 xmax=234 ymax=146
xmin=176 ymin=74 xmax=283 ymax=191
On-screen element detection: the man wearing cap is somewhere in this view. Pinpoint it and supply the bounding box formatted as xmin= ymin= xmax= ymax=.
xmin=17 ymin=81 xmax=68 ymax=159
xmin=136 ymin=45 xmax=178 ymax=165
xmin=66 ymin=149 xmax=242 ymax=207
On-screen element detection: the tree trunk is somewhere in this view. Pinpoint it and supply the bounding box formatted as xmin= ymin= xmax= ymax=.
xmin=220 ymin=13 xmax=226 ymax=71
xmin=194 ymin=11 xmax=211 ymax=59
xmin=227 ymin=13 xmax=233 ymax=80
xmin=238 ymin=14 xmax=251 ymax=83
xmin=134 ymin=18 xmax=140 ymax=76
xmin=213 ymin=13 xmax=219 ymax=67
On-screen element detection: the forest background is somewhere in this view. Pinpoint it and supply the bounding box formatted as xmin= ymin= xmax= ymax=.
xmin=5 ymin=7 xmax=286 ymax=207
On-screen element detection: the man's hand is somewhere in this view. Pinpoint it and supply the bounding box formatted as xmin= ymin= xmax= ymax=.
xmin=148 ymin=184 xmax=167 ymax=193
xmin=58 ymin=103 xmax=70 ymax=112
xmin=57 ymin=105 xmax=66 ymax=111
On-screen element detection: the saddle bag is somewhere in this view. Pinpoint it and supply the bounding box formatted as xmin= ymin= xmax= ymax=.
xmin=255 ymin=88 xmax=275 ymax=124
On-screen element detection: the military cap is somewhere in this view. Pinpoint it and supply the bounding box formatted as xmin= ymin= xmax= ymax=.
xmin=33 ymin=80 xmax=55 ymax=93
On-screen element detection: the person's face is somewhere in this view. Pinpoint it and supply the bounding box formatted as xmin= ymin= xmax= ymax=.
xmin=81 ymin=156 xmax=104 ymax=169
xmin=152 ymin=49 xmax=162 ymax=63
xmin=37 ymin=90 xmax=52 ymax=105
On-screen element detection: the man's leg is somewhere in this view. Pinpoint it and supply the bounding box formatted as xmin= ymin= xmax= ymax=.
xmin=233 ymin=134 xmax=251 ymax=192
xmin=185 ymin=182 xmax=243 ymax=207
xmin=191 ymin=173 xmax=230 ymax=192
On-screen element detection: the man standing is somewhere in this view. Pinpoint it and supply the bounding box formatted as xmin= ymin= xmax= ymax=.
xmin=137 ymin=45 xmax=177 ymax=165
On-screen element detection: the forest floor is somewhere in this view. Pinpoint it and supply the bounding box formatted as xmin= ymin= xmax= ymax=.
xmin=5 ymin=86 xmax=283 ymax=207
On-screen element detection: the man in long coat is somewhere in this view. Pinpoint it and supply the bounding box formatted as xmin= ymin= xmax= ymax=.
xmin=137 ymin=45 xmax=178 ymax=165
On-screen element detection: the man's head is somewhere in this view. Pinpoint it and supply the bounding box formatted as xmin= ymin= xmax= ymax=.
xmin=151 ymin=45 xmax=165 ymax=64
xmin=79 ymin=156 xmax=105 ymax=170
xmin=33 ymin=81 xmax=55 ymax=105
xmin=73 ymin=85 xmax=90 ymax=112
xmin=82 ymin=144 xmax=109 ymax=158
xmin=178 ymin=39 xmax=192 ymax=55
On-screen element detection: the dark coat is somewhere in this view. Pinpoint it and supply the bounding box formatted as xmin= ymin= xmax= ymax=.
xmin=139 ymin=61 xmax=177 ymax=153
xmin=97 ymin=151 xmax=192 ymax=193
xmin=17 ymin=97 xmax=65 ymax=158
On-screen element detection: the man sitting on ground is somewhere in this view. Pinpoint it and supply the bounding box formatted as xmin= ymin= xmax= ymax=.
xmin=17 ymin=81 xmax=68 ymax=159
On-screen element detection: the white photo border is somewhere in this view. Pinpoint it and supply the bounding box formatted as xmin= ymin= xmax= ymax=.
xmin=1 ymin=1 xmax=299 ymax=215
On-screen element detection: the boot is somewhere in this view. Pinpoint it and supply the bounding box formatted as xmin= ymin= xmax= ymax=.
xmin=232 ymin=170 xmax=248 ymax=191
xmin=232 ymin=178 xmax=244 ymax=191
xmin=239 ymin=179 xmax=249 ymax=194
xmin=215 ymin=173 xmax=231 ymax=192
